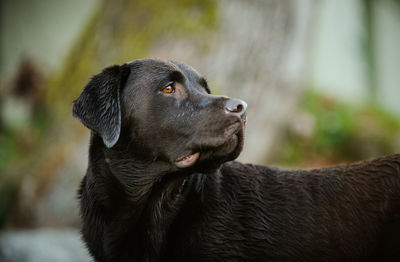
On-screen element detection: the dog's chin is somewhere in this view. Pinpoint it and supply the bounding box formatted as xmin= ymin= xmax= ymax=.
xmin=214 ymin=121 xmax=245 ymax=161
xmin=195 ymin=129 xmax=244 ymax=172
xmin=212 ymin=133 xmax=241 ymax=159
xmin=173 ymin=122 xmax=245 ymax=171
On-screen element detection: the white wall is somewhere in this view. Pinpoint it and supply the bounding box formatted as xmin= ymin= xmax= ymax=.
xmin=375 ymin=0 xmax=400 ymax=115
xmin=309 ymin=0 xmax=400 ymax=115
xmin=310 ymin=0 xmax=368 ymax=103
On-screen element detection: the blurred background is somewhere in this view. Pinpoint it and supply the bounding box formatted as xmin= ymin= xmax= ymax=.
xmin=0 ymin=0 xmax=399 ymax=261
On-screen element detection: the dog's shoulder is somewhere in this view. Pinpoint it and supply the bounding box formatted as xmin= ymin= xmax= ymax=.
xmin=220 ymin=161 xmax=279 ymax=176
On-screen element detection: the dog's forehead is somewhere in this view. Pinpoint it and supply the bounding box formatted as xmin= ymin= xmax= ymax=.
xmin=126 ymin=59 xmax=202 ymax=80
xmin=168 ymin=60 xmax=202 ymax=79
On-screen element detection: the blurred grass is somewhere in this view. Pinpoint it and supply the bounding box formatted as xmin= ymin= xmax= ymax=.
xmin=275 ymin=89 xmax=400 ymax=167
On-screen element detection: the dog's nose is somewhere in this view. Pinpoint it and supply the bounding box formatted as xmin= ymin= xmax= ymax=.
xmin=225 ymin=99 xmax=247 ymax=117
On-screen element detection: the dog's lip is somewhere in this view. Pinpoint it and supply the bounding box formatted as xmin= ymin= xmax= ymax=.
xmin=174 ymin=152 xmax=200 ymax=168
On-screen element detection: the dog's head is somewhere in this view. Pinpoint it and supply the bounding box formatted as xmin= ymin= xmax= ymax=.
xmin=73 ymin=59 xmax=247 ymax=171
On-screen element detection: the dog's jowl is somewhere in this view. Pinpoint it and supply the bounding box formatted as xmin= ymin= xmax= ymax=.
xmin=73 ymin=59 xmax=400 ymax=262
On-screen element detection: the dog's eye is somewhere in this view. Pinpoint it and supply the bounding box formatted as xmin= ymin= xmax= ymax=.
xmin=161 ymin=84 xmax=175 ymax=94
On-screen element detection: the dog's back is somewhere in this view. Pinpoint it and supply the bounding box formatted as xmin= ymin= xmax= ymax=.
xmin=162 ymin=155 xmax=400 ymax=261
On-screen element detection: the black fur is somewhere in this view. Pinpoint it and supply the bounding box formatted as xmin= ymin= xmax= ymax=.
xmin=73 ymin=64 xmax=130 ymax=147
xmin=73 ymin=59 xmax=400 ymax=262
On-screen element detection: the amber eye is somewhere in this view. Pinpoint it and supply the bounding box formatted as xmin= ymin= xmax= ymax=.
xmin=161 ymin=84 xmax=175 ymax=94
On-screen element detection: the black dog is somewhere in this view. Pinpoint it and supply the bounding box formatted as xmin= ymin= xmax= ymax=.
xmin=73 ymin=59 xmax=400 ymax=262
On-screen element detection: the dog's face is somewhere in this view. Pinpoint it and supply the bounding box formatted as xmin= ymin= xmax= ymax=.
xmin=73 ymin=59 xmax=247 ymax=171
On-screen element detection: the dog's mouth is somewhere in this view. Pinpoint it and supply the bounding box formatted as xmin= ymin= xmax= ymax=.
xmin=174 ymin=152 xmax=200 ymax=168
xmin=174 ymin=119 xmax=245 ymax=169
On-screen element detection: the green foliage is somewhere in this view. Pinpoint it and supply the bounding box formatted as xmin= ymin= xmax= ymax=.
xmin=0 ymin=134 xmax=18 ymax=171
xmin=276 ymin=89 xmax=400 ymax=166
xmin=0 ymin=104 xmax=50 ymax=228
xmin=0 ymin=107 xmax=50 ymax=171
xmin=0 ymin=178 xmax=17 ymax=227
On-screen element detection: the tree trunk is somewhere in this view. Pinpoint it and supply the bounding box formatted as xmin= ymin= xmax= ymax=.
xmin=151 ymin=0 xmax=314 ymax=164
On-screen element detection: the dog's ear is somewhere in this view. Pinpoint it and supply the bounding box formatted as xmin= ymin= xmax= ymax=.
xmin=73 ymin=64 xmax=130 ymax=148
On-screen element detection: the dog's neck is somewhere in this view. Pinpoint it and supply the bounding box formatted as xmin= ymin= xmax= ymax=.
xmin=89 ymin=132 xmax=223 ymax=205
xmin=87 ymin=132 xmax=222 ymax=260
xmin=93 ymin=139 xmax=172 ymax=202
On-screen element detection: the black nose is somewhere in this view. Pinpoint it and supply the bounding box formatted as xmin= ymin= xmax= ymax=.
xmin=225 ymin=99 xmax=247 ymax=117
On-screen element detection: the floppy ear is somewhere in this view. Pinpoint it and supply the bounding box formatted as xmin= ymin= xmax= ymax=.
xmin=73 ymin=64 xmax=130 ymax=148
